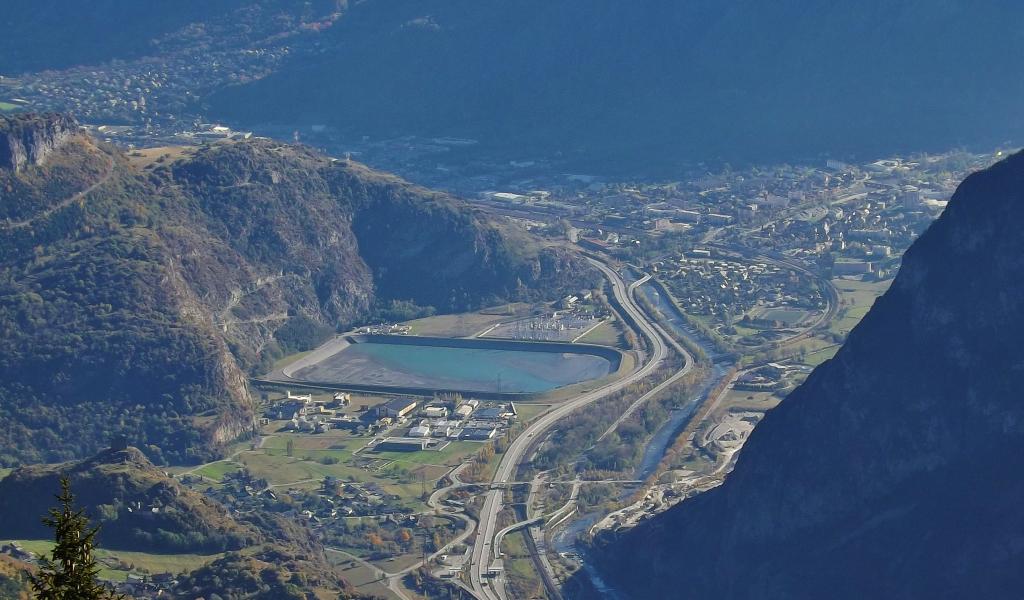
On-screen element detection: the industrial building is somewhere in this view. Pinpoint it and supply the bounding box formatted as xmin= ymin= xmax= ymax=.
xmin=375 ymin=398 xmax=418 ymax=419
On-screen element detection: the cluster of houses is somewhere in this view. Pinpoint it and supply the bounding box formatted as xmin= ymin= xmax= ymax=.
xmin=111 ymin=572 xmax=177 ymax=598
xmin=309 ymin=478 xmax=408 ymax=520
xmin=196 ymin=469 xmax=407 ymax=526
xmin=660 ymin=255 xmax=824 ymax=323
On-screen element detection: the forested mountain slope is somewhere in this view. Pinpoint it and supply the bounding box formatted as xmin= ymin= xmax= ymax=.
xmin=590 ymin=150 xmax=1024 ymax=598
xmin=0 ymin=114 xmax=592 ymax=466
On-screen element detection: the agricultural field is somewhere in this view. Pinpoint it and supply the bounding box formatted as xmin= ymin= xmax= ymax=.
xmin=182 ymin=419 xmax=492 ymax=509
xmin=833 ymin=277 xmax=893 ymax=307
xmin=829 ymin=277 xmax=893 ymax=337
xmin=326 ymin=552 xmax=397 ymax=599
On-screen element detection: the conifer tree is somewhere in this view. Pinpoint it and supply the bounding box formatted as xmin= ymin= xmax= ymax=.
xmin=30 ymin=476 xmax=122 ymax=600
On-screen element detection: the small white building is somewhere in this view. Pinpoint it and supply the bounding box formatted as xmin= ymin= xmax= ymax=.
xmin=286 ymin=391 xmax=313 ymax=403
xmin=423 ymin=406 xmax=448 ymax=419
xmin=409 ymin=425 xmax=432 ymax=438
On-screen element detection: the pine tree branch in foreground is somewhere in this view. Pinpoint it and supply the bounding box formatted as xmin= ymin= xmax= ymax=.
xmin=29 ymin=476 xmax=124 ymax=600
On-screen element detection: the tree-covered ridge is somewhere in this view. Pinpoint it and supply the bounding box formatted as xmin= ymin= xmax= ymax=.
xmin=0 ymin=133 xmax=251 ymax=466
xmin=0 ymin=118 xmax=595 ymax=466
xmin=0 ymin=448 xmax=361 ymax=599
xmin=0 ymin=448 xmax=259 ymax=554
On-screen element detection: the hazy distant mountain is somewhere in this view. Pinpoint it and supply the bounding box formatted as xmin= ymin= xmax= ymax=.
xmin=0 ymin=2 xmax=243 ymax=73
xmin=0 ymin=113 xmax=592 ymax=466
xmin=205 ymin=0 xmax=1024 ymax=169
xmin=590 ymin=150 xmax=1024 ymax=598
xmin=0 ymin=1 xmax=345 ymax=74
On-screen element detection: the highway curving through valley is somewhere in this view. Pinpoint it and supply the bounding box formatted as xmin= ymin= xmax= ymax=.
xmin=466 ymin=258 xmax=676 ymax=600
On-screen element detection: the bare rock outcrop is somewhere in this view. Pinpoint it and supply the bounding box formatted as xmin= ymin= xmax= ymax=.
xmin=0 ymin=113 xmax=78 ymax=172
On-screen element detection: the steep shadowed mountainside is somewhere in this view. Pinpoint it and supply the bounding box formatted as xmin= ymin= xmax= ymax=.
xmin=208 ymin=0 xmax=1024 ymax=170
xmin=0 ymin=114 xmax=594 ymax=466
xmin=589 ymin=151 xmax=1024 ymax=598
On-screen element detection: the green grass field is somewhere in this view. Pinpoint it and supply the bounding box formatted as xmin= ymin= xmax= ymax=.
xmin=828 ymin=278 xmax=889 ymax=337
xmin=11 ymin=539 xmax=222 ymax=580
xmin=829 ymin=305 xmax=871 ymax=337
xmin=190 ymin=461 xmax=241 ymax=482
xmin=371 ymin=440 xmax=487 ymax=467
xmin=513 ymin=403 xmax=550 ymax=423
xmin=208 ymin=397 xmax=552 ymax=509
xmin=833 ymin=277 xmax=892 ymax=309
xmin=756 ymin=307 xmax=810 ymax=325
xmin=0 ymin=102 xmax=19 ymax=112
xmin=577 ymin=318 xmax=622 ymax=346
xmin=235 ymin=433 xmax=451 ymax=509
xmin=801 ymin=343 xmax=840 ymax=366
xmin=501 ymin=530 xmax=545 ymax=598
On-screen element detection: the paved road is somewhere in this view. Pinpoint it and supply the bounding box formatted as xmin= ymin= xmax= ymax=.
xmin=466 ymin=258 xmax=671 ymax=600
xmin=326 ymin=463 xmax=480 ymax=600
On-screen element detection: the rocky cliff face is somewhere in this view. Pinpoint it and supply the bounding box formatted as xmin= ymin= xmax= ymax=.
xmin=0 ymin=113 xmax=77 ymax=172
xmin=590 ymin=151 xmax=1024 ymax=599
xmin=0 ymin=114 xmax=595 ymax=467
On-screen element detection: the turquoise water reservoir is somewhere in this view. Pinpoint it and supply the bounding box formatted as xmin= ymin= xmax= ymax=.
xmin=293 ymin=340 xmax=614 ymax=394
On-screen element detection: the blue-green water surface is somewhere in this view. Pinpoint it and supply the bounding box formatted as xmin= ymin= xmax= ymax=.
xmin=296 ymin=341 xmax=613 ymax=393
